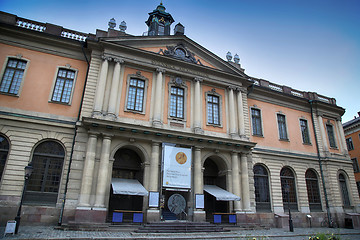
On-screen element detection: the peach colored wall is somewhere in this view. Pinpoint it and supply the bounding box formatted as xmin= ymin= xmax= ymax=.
xmin=322 ymin=118 xmax=341 ymax=154
xmin=248 ymin=99 xmax=317 ymax=154
xmin=0 ymin=43 xmax=87 ymax=118
xmin=346 ymin=129 xmax=360 ymax=182
xmin=162 ymin=76 xmax=191 ymax=128
xmin=202 ymin=85 xmax=226 ymax=133
xmin=118 ymin=67 xmax=153 ymax=121
xmin=139 ymin=47 xmax=216 ymax=69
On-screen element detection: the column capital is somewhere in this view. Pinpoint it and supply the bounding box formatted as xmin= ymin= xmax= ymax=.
xmin=227 ymin=85 xmax=237 ymax=91
xmin=156 ymin=68 xmax=166 ymax=73
xmin=102 ymin=133 xmax=113 ymax=139
xmin=236 ymin=87 xmax=247 ymax=93
xmin=114 ymin=58 xmax=124 ymax=64
xmin=194 ymin=77 xmax=203 ymax=83
xmin=101 ymin=55 xmax=112 ymax=61
xmin=88 ymin=131 xmax=99 ymax=137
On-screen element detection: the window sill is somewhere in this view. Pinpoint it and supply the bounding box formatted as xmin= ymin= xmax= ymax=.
xmin=49 ymin=100 xmax=71 ymax=106
xmin=206 ymin=123 xmax=223 ymax=128
xmin=0 ymin=92 xmax=19 ymax=97
xmin=302 ymin=142 xmax=312 ymax=146
xmin=124 ymin=109 xmax=145 ymax=115
xmin=279 ymin=138 xmax=290 ymax=142
xmin=252 ymin=134 xmax=264 ymax=138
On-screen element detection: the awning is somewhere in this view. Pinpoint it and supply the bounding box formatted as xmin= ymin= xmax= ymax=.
xmin=111 ymin=178 xmax=148 ymax=196
xmin=204 ymin=185 xmax=241 ymax=201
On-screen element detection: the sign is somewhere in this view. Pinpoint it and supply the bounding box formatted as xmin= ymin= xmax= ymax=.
xmin=168 ymin=194 xmax=186 ymax=215
xmin=149 ymin=191 xmax=160 ymax=207
xmin=162 ymin=146 xmax=192 ymax=189
xmin=195 ymin=194 xmax=204 ymax=209
xmin=4 ymin=220 xmax=16 ymax=236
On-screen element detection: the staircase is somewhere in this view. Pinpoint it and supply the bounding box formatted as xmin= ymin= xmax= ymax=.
xmin=135 ymin=221 xmax=228 ymax=233
xmin=162 ymin=209 xmax=177 ymax=220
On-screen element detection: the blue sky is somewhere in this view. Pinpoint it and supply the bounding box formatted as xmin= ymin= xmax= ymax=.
xmin=1 ymin=0 xmax=359 ymax=122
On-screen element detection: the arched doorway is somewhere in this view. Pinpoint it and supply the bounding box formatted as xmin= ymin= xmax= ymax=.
xmin=203 ymin=157 xmax=228 ymax=221
xmin=108 ymin=147 xmax=145 ymax=222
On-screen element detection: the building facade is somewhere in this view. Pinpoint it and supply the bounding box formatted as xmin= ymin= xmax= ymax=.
xmin=343 ymin=113 xmax=360 ymax=198
xmin=1 ymin=4 xmax=359 ymax=228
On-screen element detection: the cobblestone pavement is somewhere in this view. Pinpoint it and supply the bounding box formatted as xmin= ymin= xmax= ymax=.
xmin=1 ymin=226 xmax=360 ymax=240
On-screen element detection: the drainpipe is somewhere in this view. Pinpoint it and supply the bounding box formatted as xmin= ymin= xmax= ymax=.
xmin=58 ymin=41 xmax=90 ymax=225
xmin=309 ymin=100 xmax=333 ymax=227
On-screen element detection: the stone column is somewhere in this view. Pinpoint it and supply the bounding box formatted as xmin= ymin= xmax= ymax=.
xmin=193 ymin=77 xmax=203 ymax=134
xmin=94 ymin=135 xmax=112 ymax=208
xmin=93 ymin=56 xmax=111 ymax=115
xmin=228 ymin=86 xmax=237 ymax=137
xmin=107 ymin=58 xmax=123 ymax=117
xmin=78 ymin=133 xmax=98 ymax=207
xmin=336 ymin=119 xmax=348 ymax=155
xmin=236 ymin=88 xmax=246 ymax=138
xmin=153 ymin=68 xmax=165 ymax=127
xmin=231 ymin=152 xmax=241 ymax=212
xmin=147 ymin=142 xmax=161 ymax=222
xmin=240 ymin=153 xmax=251 ymax=211
xmin=194 ymin=148 xmax=203 ymax=195
xmin=318 ymin=115 xmax=329 ymax=152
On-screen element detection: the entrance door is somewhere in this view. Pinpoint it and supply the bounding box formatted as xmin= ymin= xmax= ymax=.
xmin=162 ymin=190 xmax=188 ymax=221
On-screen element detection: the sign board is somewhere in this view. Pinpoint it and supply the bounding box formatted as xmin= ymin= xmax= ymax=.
xmin=149 ymin=191 xmax=160 ymax=207
xmin=162 ymin=145 xmax=192 ymax=189
xmin=195 ymin=194 xmax=204 ymax=209
xmin=4 ymin=220 xmax=16 ymax=236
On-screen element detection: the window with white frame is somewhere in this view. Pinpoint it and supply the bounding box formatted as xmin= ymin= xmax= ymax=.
xmin=0 ymin=58 xmax=27 ymax=95
xmin=51 ymin=68 xmax=76 ymax=104
xmin=169 ymin=86 xmax=184 ymax=119
xmin=207 ymin=94 xmax=220 ymax=125
xmin=326 ymin=124 xmax=337 ymax=148
xmin=346 ymin=137 xmax=354 ymax=151
xmin=277 ymin=114 xmax=288 ymax=140
xmin=126 ymin=78 xmax=145 ymax=112
xmin=300 ymin=119 xmax=311 ymax=144
xmin=251 ymin=108 xmax=262 ymax=136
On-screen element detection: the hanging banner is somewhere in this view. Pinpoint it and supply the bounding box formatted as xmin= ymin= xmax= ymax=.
xmin=162 ymin=145 xmax=192 ymax=189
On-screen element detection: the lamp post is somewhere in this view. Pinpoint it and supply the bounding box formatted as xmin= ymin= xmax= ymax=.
xmin=284 ymin=184 xmax=294 ymax=232
xmin=14 ymin=162 xmax=33 ymax=234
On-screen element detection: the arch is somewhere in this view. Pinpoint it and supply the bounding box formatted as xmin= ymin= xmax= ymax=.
xmin=338 ymin=171 xmax=351 ymax=207
xmin=110 ymin=142 xmax=149 ymax=164
xmin=201 ymin=152 xmax=230 ymax=172
xmin=280 ymin=166 xmax=298 ymax=211
xmin=0 ymin=133 xmax=10 ymax=182
xmin=305 ymin=169 xmax=322 ymax=211
xmin=24 ymin=140 xmax=65 ymax=205
xmin=253 ymin=163 xmax=271 ymax=212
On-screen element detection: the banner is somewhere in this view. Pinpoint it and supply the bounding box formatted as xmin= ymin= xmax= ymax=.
xmin=162 ymin=145 xmax=192 ymax=189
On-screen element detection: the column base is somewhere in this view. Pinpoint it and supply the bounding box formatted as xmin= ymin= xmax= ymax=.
xmin=104 ymin=113 xmax=117 ymax=121
xmin=152 ymin=120 xmax=163 ymax=128
xmin=194 ymin=127 xmax=204 ymax=134
xmin=74 ymin=208 xmax=107 ymax=223
xmin=146 ymin=209 xmax=160 ymax=223
xmin=193 ymin=210 xmax=206 ymax=222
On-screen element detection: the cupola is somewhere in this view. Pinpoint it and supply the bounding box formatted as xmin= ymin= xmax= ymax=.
xmin=145 ymin=2 xmax=175 ymax=36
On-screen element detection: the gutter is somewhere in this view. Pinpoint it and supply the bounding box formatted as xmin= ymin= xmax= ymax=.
xmin=309 ymin=100 xmax=333 ymax=227
xmin=58 ymin=41 xmax=90 ymax=225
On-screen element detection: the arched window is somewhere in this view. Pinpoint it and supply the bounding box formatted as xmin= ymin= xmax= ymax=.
xmin=24 ymin=141 xmax=65 ymax=205
xmin=280 ymin=167 xmax=298 ymax=211
xmin=305 ymin=169 xmax=322 ymax=211
xmin=0 ymin=134 xmax=10 ymax=181
xmin=339 ymin=173 xmax=351 ymax=207
xmin=253 ymin=164 xmax=271 ymax=212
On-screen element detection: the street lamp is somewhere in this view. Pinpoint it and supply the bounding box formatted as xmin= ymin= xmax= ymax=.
xmin=14 ymin=162 xmax=33 ymax=234
xmin=284 ymin=184 xmax=294 ymax=232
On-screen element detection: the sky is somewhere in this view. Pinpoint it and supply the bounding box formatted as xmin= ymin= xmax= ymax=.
xmin=1 ymin=0 xmax=359 ymax=123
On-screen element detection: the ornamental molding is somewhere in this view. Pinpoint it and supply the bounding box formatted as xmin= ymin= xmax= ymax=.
xmin=158 ymin=43 xmax=203 ymax=65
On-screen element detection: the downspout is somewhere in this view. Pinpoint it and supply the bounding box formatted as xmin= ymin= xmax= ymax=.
xmin=309 ymin=100 xmax=333 ymax=227
xmin=58 ymin=41 xmax=90 ymax=225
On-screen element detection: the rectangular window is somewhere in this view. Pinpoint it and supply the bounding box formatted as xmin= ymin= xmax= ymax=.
xmin=352 ymin=158 xmax=360 ymax=173
xmin=346 ymin=137 xmax=354 ymax=151
xmin=127 ymin=78 xmax=145 ymax=112
xmin=207 ymin=95 xmax=220 ymax=125
xmin=0 ymin=58 xmax=27 ymax=95
xmin=277 ymin=114 xmax=288 ymax=140
xmin=326 ymin=124 xmax=337 ymax=148
xmin=51 ymin=68 xmax=76 ymax=104
xmin=300 ymin=119 xmax=311 ymax=144
xmin=169 ymin=87 xmax=184 ymax=119
xmin=357 ymin=182 xmax=360 ymax=198
xmin=251 ymin=108 xmax=262 ymax=136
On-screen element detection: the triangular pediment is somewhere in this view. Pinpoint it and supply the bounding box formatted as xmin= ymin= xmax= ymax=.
xmin=101 ymin=35 xmax=248 ymax=77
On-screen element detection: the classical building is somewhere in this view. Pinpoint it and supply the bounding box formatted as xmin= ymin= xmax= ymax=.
xmin=343 ymin=112 xmax=360 ymax=198
xmin=1 ymin=3 xmax=359 ymax=228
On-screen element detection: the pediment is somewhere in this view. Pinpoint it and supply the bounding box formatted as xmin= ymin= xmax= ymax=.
xmin=101 ymin=35 xmax=248 ymax=77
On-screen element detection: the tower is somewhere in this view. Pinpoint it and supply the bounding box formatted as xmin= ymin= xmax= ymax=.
xmin=145 ymin=2 xmax=174 ymax=36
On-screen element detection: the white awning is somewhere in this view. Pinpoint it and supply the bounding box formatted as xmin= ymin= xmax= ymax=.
xmin=204 ymin=185 xmax=241 ymax=201
xmin=111 ymin=178 xmax=148 ymax=196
